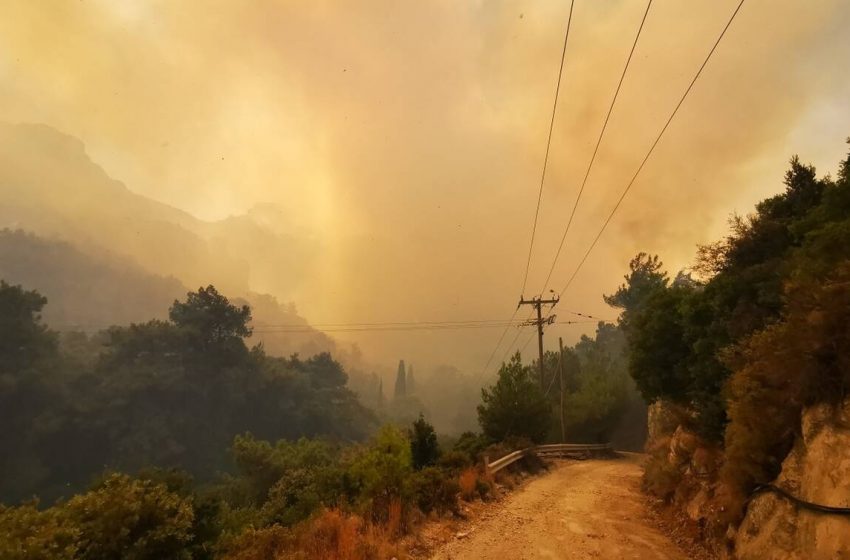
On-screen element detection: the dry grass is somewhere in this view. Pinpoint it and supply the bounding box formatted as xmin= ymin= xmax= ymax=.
xmin=386 ymin=498 xmax=402 ymax=538
xmin=458 ymin=468 xmax=478 ymax=501
xmin=300 ymin=508 xmax=406 ymax=560
xmin=219 ymin=508 xmax=407 ymax=560
xmin=299 ymin=509 xmax=361 ymax=560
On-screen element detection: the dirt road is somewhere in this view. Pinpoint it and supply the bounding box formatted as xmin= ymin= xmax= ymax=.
xmin=430 ymin=454 xmax=688 ymax=560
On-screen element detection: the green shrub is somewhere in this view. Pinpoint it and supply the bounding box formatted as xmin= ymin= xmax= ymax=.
xmin=720 ymin=263 xmax=850 ymax=518
xmin=478 ymin=355 xmax=551 ymax=443
xmin=229 ymin=434 xmax=339 ymax=507
xmin=216 ymin=524 xmax=295 ymax=560
xmin=452 ymin=432 xmax=489 ymax=462
xmin=347 ymin=425 xmax=413 ymax=521
xmin=437 ymin=450 xmax=473 ymax=473
xmin=0 ymin=474 xmax=195 ymax=560
xmin=0 ymin=501 xmax=78 ymax=560
xmin=409 ymin=414 xmax=440 ymax=470
xmin=412 ymin=467 xmax=459 ymax=516
xmin=67 ymin=473 xmax=195 ymax=560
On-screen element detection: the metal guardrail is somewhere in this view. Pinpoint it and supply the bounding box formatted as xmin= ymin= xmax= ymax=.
xmin=485 ymin=443 xmax=613 ymax=474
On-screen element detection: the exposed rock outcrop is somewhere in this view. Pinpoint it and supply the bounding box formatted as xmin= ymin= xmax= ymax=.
xmin=734 ymin=400 xmax=850 ymax=560
xmin=647 ymin=400 xmax=681 ymax=443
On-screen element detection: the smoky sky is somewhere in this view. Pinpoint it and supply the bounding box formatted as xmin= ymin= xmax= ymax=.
xmin=1 ymin=0 xmax=849 ymax=374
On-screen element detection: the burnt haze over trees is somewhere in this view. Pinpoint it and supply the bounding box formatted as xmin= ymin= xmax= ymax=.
xmin=0 ymin=283 xmax=375 ymax=503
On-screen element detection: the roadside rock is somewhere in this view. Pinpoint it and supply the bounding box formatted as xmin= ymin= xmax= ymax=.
xmin=648 ymin=400 xmax=681 ymax=444
xmin=669 ymin=426 xmax=700 ymax=469
xmin=735 ymin=400 xmax=850 ymax=559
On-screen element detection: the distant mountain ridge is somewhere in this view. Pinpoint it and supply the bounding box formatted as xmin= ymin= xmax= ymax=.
xmin=0 ymin=121 xmax=319 ymax=300
xmin=0 ymin=122 xmax=332 ymax=357
xmin=0 ymin=228 xmax=336 ymax=358
xmin=0 ymin=228 xmax=184 ymax=327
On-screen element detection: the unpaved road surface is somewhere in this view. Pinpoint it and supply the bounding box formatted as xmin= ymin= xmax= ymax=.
xmin=430 ymin=454 xmax=688 ymax=560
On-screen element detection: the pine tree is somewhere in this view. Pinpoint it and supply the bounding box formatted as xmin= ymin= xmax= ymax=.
xmin=406 ymin=364 xmax=416 ymax=394
xmin=394 ymin=360 xmax=406 ymax=398
xmin=409 ymin=414 xmax=440 ymax=469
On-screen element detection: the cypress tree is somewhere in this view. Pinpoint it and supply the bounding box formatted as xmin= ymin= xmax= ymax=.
xmin=394 ymin=360 xmax=406 ymax=398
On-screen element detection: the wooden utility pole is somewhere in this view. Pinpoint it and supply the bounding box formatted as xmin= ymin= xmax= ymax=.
xmin=518 ymin=295 xmax=559 ymax=389
xmin=559 ymin=336 xmax=566 ymax=443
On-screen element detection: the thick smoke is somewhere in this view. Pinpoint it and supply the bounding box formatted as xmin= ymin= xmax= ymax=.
xmin=0 ymin=0 xmax=848 ymax=372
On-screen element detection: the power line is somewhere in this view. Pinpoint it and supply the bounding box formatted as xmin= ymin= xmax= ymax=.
xmin=260 ymin=318 xmax=521 ymax=328
xmin=477 ymin=307 xmax=522 ymax=380
xmin=519 ymin=328 xmax=537 ymax=354
xmin=539 ymin=0 xmax=653 ymax=295
xmin=494 ymin=326 xmax=526 ymax=369
xmin=256 ymin=320 xmax=597 ymax=334
xmin=53 ymin=318 xmax=518 ymax=331
xmin=561 ymin=310 xmax=612 ymax=322
xmin=52 ymin=318 xmax=597 ymax=334
xmin=555 ymin=0 xmax=747 ymax=304
xmin=255 ymin=322 xmax=522 ymax=334
xmin=53 ymin=317 xmax=521 ymax=328
xmin=479 ymin=316 xmax=593 ymax=383
xmin=520 ymin=0 xmax=576 ymax=297
xmin=480 ymin=0 xmax=577 ymax=383
xmin=495 ymin=308 xmax=534 ymax=367
xmin=544 ymin=361 xmax=559 ymax=396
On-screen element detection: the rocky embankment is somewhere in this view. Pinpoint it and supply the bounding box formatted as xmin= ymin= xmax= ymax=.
xmin=646 ymin=400 xmax=850 ymax=559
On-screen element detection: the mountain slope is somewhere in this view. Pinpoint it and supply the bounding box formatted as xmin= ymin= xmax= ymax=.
xmin=0 ymin=121 xmax=321 ymax=300
xmin=0 ymin=228 xmax=335 ymax=357
xmin=0 ymin=228 xmax=184 ymax=327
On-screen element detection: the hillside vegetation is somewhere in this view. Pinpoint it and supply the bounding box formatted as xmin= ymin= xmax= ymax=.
xmin=608 ymin=142 xmax=850 ymax=530
xmin=0 ymin=121 xmax=321 ymax=318
xmin=0 ymin=283 xmax=375 ymax=504
xmin=0 ymin=272 xmax=647 ymax=558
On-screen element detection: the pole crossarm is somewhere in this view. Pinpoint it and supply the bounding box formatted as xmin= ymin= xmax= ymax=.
xmin=518 ymin=296 xmax=560 ymax=388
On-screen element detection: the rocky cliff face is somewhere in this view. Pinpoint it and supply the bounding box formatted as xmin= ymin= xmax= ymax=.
xmin=645 ymin=399 xmax=850 ymax=559
xmin=644 ymin=401 xmax=723 ymax=544
xmin=734 ymin=400 xmax=850 ymax=560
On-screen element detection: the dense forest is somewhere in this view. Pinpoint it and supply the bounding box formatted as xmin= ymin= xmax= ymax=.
xmin=8 ymin=133 xmax=844 ymax=559
xmin=609 ymin=143 xmax=850 ymax=524
xmin=0 ymin=272 xmax=642 ymax=558
xmin=7 ymin=139 xmax=845 ymax=556
xmin=0 ymin=284 xmax=375 ymax=504
xmin=479 ymin=322 xmax=645 ymax=451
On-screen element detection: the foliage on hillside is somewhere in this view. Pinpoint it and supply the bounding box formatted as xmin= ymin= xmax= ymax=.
xmin=477 ymin=353 xmax=551 ymax=443
xmin=0 ymin=283 xmax=376 ymax=503
xmin=0 ymin=229 xmax=338 ymax=360
xmin=477 ymin=322 xmax=646 ymax=449
xmin=0 ymin=412 xmax=499 ymax=560
xmin=611 ymin=141 xmax=850 ymax=517
xmin=0 ymin=279 xmax=530 ymax=558
xmin=0 ymin=229 xmax=185 ymax=327
xmin=558 ymin=323 xmax=646 ymax=448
